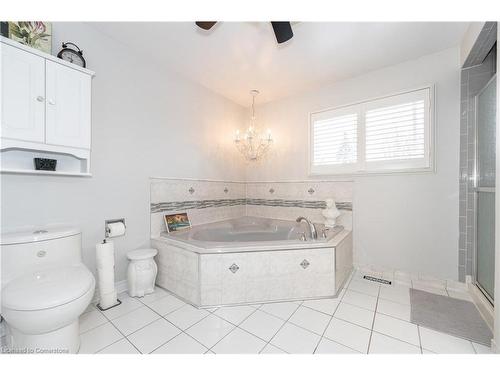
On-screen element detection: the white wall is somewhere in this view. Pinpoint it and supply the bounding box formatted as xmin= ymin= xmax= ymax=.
xmin=246 ymin=47 xmax=461 ymax=280
xmin=0 ymin=24 xmax=462 ymax=283
xmin=0 ymin=22 xmax=246 ymax=281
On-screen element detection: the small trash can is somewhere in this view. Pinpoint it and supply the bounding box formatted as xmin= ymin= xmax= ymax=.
xmin=127 ymin=248 xmax=158 ymax=297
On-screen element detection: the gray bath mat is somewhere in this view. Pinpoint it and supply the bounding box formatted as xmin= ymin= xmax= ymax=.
xmin=410 ymin=288 xmax=492 ymax=346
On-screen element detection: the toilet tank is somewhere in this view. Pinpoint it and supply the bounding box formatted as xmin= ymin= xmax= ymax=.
xmin=1 ymin=226 xmax=82 ymax=286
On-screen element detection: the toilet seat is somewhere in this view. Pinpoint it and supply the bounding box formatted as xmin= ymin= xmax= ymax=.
xmin=2 ymin=265 xmax=94 ymax=311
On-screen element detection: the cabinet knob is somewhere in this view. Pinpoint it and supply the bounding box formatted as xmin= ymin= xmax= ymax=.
xmin=48 ymin=99 xmax=56 ymax=105
xmin=36 ymin=96 xmax=45 ymax=102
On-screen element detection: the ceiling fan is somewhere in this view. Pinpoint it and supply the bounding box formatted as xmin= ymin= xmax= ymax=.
xmin=195 ymin=22 xmax=294 ymax=44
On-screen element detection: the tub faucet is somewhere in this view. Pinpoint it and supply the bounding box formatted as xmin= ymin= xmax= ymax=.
xmin=296 ymin=217 xmax=318 ymax=240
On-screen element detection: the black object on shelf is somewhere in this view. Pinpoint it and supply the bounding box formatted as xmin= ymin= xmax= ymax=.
xmin=34 ymin=158 xmax=57 ymax=171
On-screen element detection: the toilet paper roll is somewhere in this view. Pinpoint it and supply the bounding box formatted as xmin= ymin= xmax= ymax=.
xmin=96 ymin=241 xmax=118 ymax=309
xmin=106 ymin=222 xmax=126 ymax=238
xmin=96 ymin=240 xmax=114 ymax=269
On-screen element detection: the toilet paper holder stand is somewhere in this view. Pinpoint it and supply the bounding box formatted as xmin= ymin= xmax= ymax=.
xmin=97 ymin=219 xmax=125 ymax=312
xmin=105 ymin=218 xmax=126 ymax=239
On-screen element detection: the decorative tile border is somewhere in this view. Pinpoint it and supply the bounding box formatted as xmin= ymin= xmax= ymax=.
xmin=245 ymin=198 xmax=352 ymax=211
xmin=151 ymin=198 xmax=352 ymax=213
xmin=151 ymin=199 xmax=246 ymax=213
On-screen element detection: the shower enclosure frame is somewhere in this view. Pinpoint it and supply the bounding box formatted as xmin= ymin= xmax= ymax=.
xmin=473 ymin=73 xmax=496 ymax=306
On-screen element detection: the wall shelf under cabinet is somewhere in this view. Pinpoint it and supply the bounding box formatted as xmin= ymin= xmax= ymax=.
xmin=1 ymin=168 xmax=92 ymax=177
xmin=1 ymin=139 xmax=91 ymax=177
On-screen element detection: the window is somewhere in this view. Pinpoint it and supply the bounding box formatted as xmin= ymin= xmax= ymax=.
xmin=310 ymin=87 xmax=433 ymax=175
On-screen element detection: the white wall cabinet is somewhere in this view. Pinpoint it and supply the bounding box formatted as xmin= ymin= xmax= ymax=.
xmin=45 ymin=60 xmax=91 ymax=149
xmin=1 ymin=36 xmax=95 ymax=176
xmin=1 ymin=43 xmax=46 ymax=143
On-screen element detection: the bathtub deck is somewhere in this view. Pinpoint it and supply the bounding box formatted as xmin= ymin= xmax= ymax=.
xmin=152 ymin=230 xmax=352 ymax=307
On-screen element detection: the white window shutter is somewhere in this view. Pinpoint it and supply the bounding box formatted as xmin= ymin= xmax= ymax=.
xmin=312 ymin=113 xmax=358 ymax=165
xmin=365 ymin=100 xmax=425 ymax=161
xmin=310 ymin=87 xmax=432 ymax=175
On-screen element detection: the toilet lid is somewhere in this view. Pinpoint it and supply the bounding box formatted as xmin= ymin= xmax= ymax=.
xmin=127 ymin=248 xmax=157 ymax=260
xmin=1 ymin=265 xmax=95 ymax=311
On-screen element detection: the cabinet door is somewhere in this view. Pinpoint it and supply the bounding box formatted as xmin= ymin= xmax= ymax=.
xmin=1 ymin=43 xmax=45 ymax=142
xmin=45 ymin=60 xmax=91 ymax=149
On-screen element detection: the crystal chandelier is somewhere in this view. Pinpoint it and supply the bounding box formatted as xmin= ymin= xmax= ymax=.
xmin=234 ymin=90 xmax=273 ymax=161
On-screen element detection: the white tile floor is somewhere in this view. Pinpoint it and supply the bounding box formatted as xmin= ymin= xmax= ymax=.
xmin=69 ymin=270 xmax=494 ymax=354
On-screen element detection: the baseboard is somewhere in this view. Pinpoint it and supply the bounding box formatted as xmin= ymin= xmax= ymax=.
xmin=92 ymin=279 xmax=128 ymax=304
xmin=354 ymin=263 xmax=468 ymax=290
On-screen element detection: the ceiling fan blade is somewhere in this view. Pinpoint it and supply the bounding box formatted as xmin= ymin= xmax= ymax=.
xmin=196 ymin=22 xmax=217 ymax=30
xmin=271 ymin=22 xmax=293 ymax=44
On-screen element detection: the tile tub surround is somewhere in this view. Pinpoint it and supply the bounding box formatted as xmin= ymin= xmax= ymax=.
xmin=150 ymin=178 xmax=353 ymax=237
xmin=76 ymin=271 xmax=491 ymax=354
xmin=245 ymin=181 xmax=353 ymax=230
xmin=458 ymin=40 xmax=497 ymax=281
xmin=150 ymin=178 xmax=247 ymax=237
xmin=151 ymin=230 xmax=353 ymax=308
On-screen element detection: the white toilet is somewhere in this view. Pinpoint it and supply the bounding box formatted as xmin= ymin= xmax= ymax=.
xmin=1 ymin=226 xmax=95 ymax=354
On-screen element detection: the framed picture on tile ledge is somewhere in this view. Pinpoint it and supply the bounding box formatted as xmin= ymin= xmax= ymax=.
xmin=164 ymin=213 xmax=191 ymax=233
xmin=4 ymin=21 xmax=52 ymax=54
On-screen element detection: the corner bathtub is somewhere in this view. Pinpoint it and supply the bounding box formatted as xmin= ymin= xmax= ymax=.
xmin=151 ymin=216 xmax=352 ymax=307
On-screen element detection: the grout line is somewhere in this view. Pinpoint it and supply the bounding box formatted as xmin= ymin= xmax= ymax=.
xmin=313 ymin=271 xmax=353 ymax=353
xmin=299 ymin=303 xmax=336 ymax=317
xmin=210 ymin=303 xmax=299 ymax=353
xmin=94 ymin=336 xmax=130 ymax=354
xmin=212 ymin=308 xmax=271 ymax=353
xmin=375 ymin=310 xmax=410 ymax=323
xmin=134 ymin=290 xmax=268 ymax=353
xmin=106 ymin=320 xmax=142 ymax=354
xmin=416 ymin=325 xmax=423 ymax=354
xmin=92 ymin=293 xmax=170 ymax=354
xmin=204 ymin=320 xmax=239 ymax=352
xmin=260 ymin=343 xmax=287 ymax=354
xmin=81 ymin=302 xmax=128 ymax=353
xmin=123 ymin=307 xmax=207 ymax=353
xmin=79 ymin=320 xmax=110 ymax=335
xmin=226 ymin=308 xmax=282 ymax=350
xmin=90 ymin=315 xmax=136 ymax=354
xmin=255 ymin=302 xmax=303 ymax=353
xmin=147 ymin=330 xmax=185 ymax=354
xmin=120 ymin=316 xmax=163 ymax=338
xmin=369 ymin=330 xmax=423 ymax=352
xmin=162 ymin=311 xmax=210 ymax=332
xmin=84 ymin=291 xmax=258 ymax=354
xmin=365 ymin=278 xmax=380 ymax=354
xmin=470 ymin=341 xmax=478 ymax=354
xmin=97 ymin=299 xmax=153 ymax=353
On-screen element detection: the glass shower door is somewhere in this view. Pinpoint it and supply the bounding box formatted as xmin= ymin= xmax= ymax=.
xmin=475 ymin=75 xmax=496 ymax=303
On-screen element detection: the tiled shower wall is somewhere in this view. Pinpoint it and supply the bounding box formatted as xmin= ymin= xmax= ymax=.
xmin=150 ymin=178 xmax=353 ymax=237
xmin=459 ymin=23 xmax=497 ymax=282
